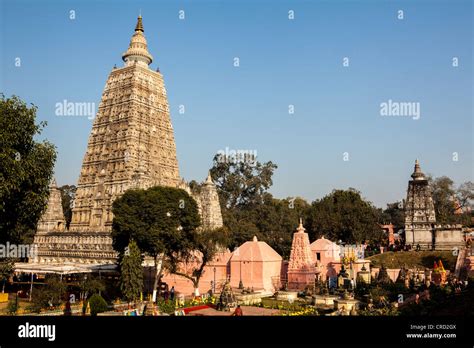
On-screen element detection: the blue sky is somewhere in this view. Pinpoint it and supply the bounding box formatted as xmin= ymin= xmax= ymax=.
xmin=1 ymin=0 xmax=472 ymax=208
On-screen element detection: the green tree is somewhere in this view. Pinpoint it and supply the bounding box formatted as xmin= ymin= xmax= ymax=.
xmin=112 ymin=186 xmax=201 ymax=294
xmin=235 ymin=195 xmax=310 ymax=258
xmin=455 ymin=181 xmax=473 ymax=227
xmin=210 ymin=154 xmax=277 ymax=209
xmin=120 ymin=240 xmax=144 ymax=302
xmin=428 ymin=176 xmax=457 ymax=224
xmin=456 ymin=181 xmax=474 ymax=209
xmin=210 ymin=156 xmax=310 ymax=257
xmin=379 ymin=202 xmax=405 ymax=232
xmin=307 ymin=189 xmax=382 ymax=244
xmin=256 ymin=196 xmax=310 ymax=258
xmin=427 ymin=176 xmax=473 ymax=225
xmin=166 ymin=226 xmax=230 ymax=296
xmin=7 ymin=298 xmax=18 ymax=315
xmin=0 ymin=259 xmax=14 ymax=293
xmin=0 ymin=94 xmax=57 ymax=244
xmin=88 ymin=293 xmax=108 ymax=316
xmin=29 ymin=275 xmax=66 ymax=313
xmin=79 ymin=275 xmax=105 ymax=301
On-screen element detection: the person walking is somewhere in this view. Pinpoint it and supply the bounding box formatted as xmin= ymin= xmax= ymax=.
xmin=170 ymin=286 xmax=175 ymax=301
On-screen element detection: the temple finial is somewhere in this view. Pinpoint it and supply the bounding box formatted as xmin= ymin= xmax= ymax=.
xmin=411 ymin=159 xmax=425 ymax=180
xmin=414 ymin=159 xmax=421 ymax=172
xmin=297 ymin=217 xmax=305 ymax=232
xmin=135 ymin=14 xmax=144 ymax=32
xmin=205 ymin=171 xmax=213 ymax=184
xmin=123 ymin=15 xmax=153 ymax=65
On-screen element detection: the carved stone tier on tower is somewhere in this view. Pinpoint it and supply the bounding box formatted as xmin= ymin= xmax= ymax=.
xmin=35 ymin=178 xmax=66 ymax=234
xmin=287 ymin=219 xmax=317 ymax=290
xmin=192 ymin=172 xmax=224 ymax=230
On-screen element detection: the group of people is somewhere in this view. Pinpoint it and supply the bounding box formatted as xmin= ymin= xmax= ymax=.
xmin=161 ymin=286 xmax=175 ymax=302
xmin=449 ymin=278 xmax=468 ymax=294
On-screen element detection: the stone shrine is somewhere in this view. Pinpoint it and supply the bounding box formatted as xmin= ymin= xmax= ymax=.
xmin=36 ymin=179 xmax=66 ymax=234
xmin=287 ymin=219 xmax=317 ymax=289
xmin=404 ymin=160 xmax=465 ymax=250
xmin=404 ymin=160 xmax=437 ymax=249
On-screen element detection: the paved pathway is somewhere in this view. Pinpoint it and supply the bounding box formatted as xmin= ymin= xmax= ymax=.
xmin=186 ymin=305 xmax=281 ymax=316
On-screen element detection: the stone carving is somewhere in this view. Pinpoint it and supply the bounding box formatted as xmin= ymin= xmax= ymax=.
xmin=35 ymin=179 xmax=66 ymax=234
xmin=191 ymin=172 xmax=224 ymax=230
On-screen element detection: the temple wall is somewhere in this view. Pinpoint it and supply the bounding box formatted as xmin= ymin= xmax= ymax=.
xmin=160 ymin=251 xmax=231 ymax=296
xmin=434 ymin=228 xmax=465 ymax=250
xmin=228 ymin=260 xmax=282 ymax=292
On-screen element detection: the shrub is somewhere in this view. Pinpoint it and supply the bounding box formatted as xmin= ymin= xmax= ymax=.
xmin=88 ymin=294 xmax=108 ymax=316
xmin=7 ymin=299 xmax=18 ymax=314
xmin=156 ymin=299 xmax=176 ymax=314
xmin=28 ymin=276 xmax=67 ymax=313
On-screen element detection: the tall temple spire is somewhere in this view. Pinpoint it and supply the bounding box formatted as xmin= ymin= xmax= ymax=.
xmin=288 ymin=217 xmax=316 ymax=289
xmin=405 ymin=159 xmax=436 ymax=250
xmin=122 ymin=15 xmax=153 ymax=66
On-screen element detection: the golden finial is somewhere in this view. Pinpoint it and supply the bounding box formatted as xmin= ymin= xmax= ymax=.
xmin=135 ymin=14 xmax=144 ymax=32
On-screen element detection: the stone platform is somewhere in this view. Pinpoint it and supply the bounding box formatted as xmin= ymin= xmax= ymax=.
xmin=186 ymin=305 xmax=281 ymax=316
xmin=313 ymin=294 xmax=339 ymax=306
xmin=234 ymin=290 xmax=273 ymax=305
xmin=275 ymin=291 xmax=298 ymax=302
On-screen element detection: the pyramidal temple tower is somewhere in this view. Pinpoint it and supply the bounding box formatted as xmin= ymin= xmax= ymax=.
xmin=36 ymin=179 xmax=66 ymax=235
xmin=404 ymin=160 xmax=436 ymax=249
xmin=404 ymin=160 xmax=464 ymax=250
xmin=193 ymin=172 xmax=224 ymax=230
xmin=287 ymin=219 xmax=317 ymax=289
xmin=69 ymin=15 xmax=180 ymax=234
xmin=33 ymin=16 xmax=222 ymax=265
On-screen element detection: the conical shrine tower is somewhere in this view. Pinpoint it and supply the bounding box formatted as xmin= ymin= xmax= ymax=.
xmin=287 ymin=219 xmax=317 ymax=290
xmin=403 ymin=160 xmax=465 ymax=250
xmin=404 ymin=160 xmax=436 ymax=249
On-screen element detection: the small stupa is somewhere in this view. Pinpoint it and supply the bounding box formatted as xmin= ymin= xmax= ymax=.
xmin=287 ymin=218 xmax=317 ymax=290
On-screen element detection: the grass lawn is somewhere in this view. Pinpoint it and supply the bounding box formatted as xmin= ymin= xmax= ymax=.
xmin=367 ymin=251 xmax=457 ymax=271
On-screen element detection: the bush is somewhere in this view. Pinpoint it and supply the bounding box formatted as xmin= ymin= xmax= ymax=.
xmin=156 ymin=299 xmax=176 ymax=314
xmin=7 ymin=299 xmax=18 ymax=314
xmin=88 ymin=294 xmax=108 ymax=316
xmin=28 ymin=275 xmax=67 ymax=313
